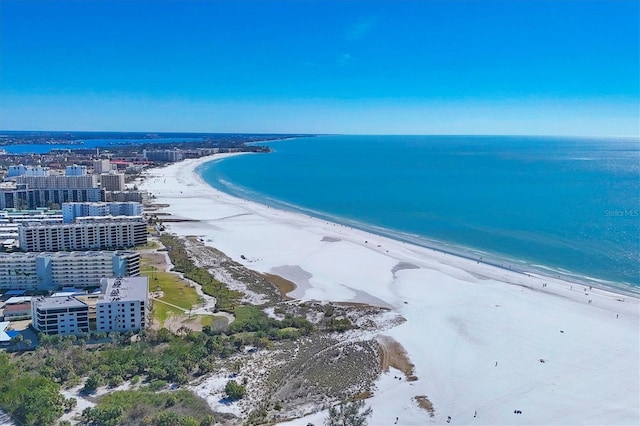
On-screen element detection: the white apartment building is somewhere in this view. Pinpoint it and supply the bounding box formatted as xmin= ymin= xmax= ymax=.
xmin=18 ymin=217 xmax=147 ymax=252
xmin=0 ymin=208 xmax=63 ymax=224
xmin=0 ymin=185 xmax=103 ymax=210
xmin=65 ymin=165 xmax=87 ymax=176
xmin=96 ymin=276 xmax=149 ymax=333
xmin=0 ymin=250 xmax=140 ymax=291
xmin=93 ymin=159 xmax=112 ymax=174
xmin=7 ymin=165 xmax=50 ymax=178
xmin=100 ymin=172 xmax=126 ymax=191
xmin=62 ymin=202 xmax=142 ymax=223
xmin=15 ymin=174 xmax=97 ymax=190
xmin=31 ymin=296 xmax=90 ymax=335
xmin=0 ymin=209 xmax=64 ymax=241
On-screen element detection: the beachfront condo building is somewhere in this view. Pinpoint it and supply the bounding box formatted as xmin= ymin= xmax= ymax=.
xmin=15 ymin=174 xmax=97 ymax=189
xmin=100 ymin=172 xmax=126 ymax=191
xmin=104 ymin=191 xmax=144 ymax=203
xmin=31 ymin=296 xmax=90 ymax=335
xmin=18 ymin=217 xmax=146 ymax=252
xmin=62 ymin=201 xmax=142 ymax=223
xmin=96 ymin=276 xmax=149 ymax=333
xmin=0 ymin=185 xmax=103 ymax=210
xmin=144 ymin=149 xmax=184 ymax=162
xmin=32 ymin=276 xmax=149 ymax=335
xmin=0 ymin=250 xmax=140 ymax=291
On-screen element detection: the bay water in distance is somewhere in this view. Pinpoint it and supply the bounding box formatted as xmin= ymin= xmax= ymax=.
xmin=199 ymin=135 xmax=640 ymax=293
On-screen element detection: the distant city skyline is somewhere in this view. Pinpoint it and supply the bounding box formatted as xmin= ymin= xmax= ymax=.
xmin=1 ymin=0 xmax=638 ymax=136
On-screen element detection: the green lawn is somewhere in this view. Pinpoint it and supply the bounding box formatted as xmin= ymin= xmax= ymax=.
xmin=141 ymin=266 xmax=203 ymax=325
xmin=144 ymin=271 xmax=202 ymax=310
xmin=152 ymin=301 xmax=183 ymax=325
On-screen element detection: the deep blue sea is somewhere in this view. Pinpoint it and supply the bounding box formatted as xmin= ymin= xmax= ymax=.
xmin=198 ymin=135 xmax=640 ymax=293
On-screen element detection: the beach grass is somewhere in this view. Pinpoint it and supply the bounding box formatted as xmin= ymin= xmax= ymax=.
xmin=231 ymin=305 xmax=267 ymax=330
xmin=159 ymin=235 xmax=243 ymax=311
xmin=199 ymin=314 xmax=229 ymax=328
xmin=136 ymin=240 xmax=160 ymax=250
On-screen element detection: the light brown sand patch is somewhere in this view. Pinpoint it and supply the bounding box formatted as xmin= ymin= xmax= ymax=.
xmin=376 ymin=335 xmax=418 ymax=381
xmin=352 ymin=391 xmax=373 ymax=400
xmin=263 ymin=273 xmax=296 ymax=300
xmin=162 ymin=314 xmax=204 ymax=333
xmin=414 ymin=395 xmax=435 ymax=417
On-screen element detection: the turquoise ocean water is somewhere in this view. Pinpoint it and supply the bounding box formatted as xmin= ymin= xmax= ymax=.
xmin=198 ymin=135 xmax=639 ymax=293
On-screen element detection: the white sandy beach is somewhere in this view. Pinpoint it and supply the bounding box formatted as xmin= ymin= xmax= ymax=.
xmin=140 ymin=154 xmax=639 ymax=426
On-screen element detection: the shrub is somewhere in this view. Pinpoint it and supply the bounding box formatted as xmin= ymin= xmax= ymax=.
xmin=224 ymin=380 xmax=246 ymax=400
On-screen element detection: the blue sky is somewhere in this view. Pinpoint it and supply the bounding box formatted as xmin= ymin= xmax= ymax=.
xmin=1 ymin=0 xmax=638 ymax=135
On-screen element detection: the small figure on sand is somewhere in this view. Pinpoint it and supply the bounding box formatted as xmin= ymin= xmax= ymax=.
xmin=447 ymin=416 xmax=452 ymax=423
xmin=394 ymin=417 xmax=399 ymax=424
xmin=495 ymin=361 xmax=498 ymax=367
xmin=474 ymin=410 xmax=477 ymax=418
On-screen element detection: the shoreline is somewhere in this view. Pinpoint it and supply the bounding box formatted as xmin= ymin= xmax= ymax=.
xmin=139 ymin=154 xmax=640 ymax=425
xmin=198 ymin=152 xmax=637 ymax=298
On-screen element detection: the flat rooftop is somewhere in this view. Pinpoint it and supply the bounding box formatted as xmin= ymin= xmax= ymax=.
xmin=33 ymin=296 xmax=88 ymax=310
xmin=19 ymin=217 xmax=144 ymax=228
xmin=100 ymin=276 xmax=148 ymax=303
xmin=0 ymin=250 xmax=138 ymax=260
xmin=5 ymin=296 xmax=32 ymax=305
xmin=4 ymin=303 xmax=31 ymax=313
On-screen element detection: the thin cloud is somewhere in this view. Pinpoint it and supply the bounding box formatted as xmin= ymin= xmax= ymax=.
xmin=346 ymin=16 xmax=379 ymax=41
xmin=338 ymin=53 xmax=353 ymax=66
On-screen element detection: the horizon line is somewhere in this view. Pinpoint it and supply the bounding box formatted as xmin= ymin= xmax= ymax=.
xmin=1 ymin=130 xmax=638 ymax=139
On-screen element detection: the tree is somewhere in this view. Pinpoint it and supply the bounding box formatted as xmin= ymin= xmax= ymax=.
xmin=82 ymin=406 xmax=123 ymax=426
xmin=224 ymin=380 xmax=246 ymax=401
xmin=0 ymin=374 xmax=64 ymax=425
xmin=64 ymin=397 xmax=77 ymax=412
xmin=325 ymin=400 xmax=372 ymax=426
xmin=10 ymin=334 xmax=23 ymax=351
xmin=82 ymin=374 xmax=102 ymax=394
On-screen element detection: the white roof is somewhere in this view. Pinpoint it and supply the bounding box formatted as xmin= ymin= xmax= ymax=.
xmin=0 ymin=322 xmax=10 ymax=342
xmin=100 ymin=276 xmax=148 ymax=303
xmin=5 ymin=296 xmax=32 ymax=305
xmin=33 ymin=296 xmax=88 ymax=310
